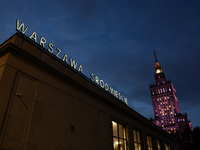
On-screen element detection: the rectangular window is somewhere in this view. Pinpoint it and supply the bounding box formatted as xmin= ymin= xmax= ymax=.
xmin=112 ymin=121 xmax=128 ymax=150
xmin=164 ymin=143 xmax=170 ymax=150
xmin=133 ymin=129 xmax=143 ymax=150
xmin=157 ymin=140 xmax=161 ymax=150
xmin=147 ymin=136 xmax=153 ymax=150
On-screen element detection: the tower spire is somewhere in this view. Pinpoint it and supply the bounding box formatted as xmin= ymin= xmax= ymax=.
xmin=153 ymin=49 xmax=162 ymax=74
xmin=153 ymin=49 xmax=158 ymax=62
xmin=152 ymin=49 xmax=166 ymax=85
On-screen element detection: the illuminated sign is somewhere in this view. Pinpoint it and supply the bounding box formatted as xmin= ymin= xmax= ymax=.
xmin=16 ymin=19 xmax=83 ymax=73
xmin=90 ymin=73 xmax=128 ymax=104
xmin=16 ymin=19 xmax=128 ymax=105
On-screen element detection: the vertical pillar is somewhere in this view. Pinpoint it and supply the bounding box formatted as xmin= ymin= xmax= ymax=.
xmin=127 ymin=124 xmax=133 ymax=150
xmin=143 ymin=132 xmax=148 ymax=150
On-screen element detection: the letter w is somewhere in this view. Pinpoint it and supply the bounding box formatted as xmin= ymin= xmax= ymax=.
xmin=70 ymin=58 xmax=77 ymax=69
xmin=16 ymin=19 xmax=29 ymax=34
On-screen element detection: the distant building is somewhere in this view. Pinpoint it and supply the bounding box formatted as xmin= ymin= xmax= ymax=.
xmin=0 ymin=31 xmax=179 ymax=150
xmin=149 ymin=50 xmax=192 ymax=136
xmin=175 ymin=113 xmax=193 ymax=135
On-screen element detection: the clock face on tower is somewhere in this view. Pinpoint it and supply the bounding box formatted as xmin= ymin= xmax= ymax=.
xmin=156 ymin=69 xmax=161 ymax=74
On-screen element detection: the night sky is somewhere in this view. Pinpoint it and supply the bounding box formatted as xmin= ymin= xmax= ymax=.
xmin=1 ymin=0 xmax=200 ymax=127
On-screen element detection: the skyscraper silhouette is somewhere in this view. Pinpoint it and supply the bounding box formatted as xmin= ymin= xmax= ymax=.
xmin=150 ymin=50 xmax=192 ymax=135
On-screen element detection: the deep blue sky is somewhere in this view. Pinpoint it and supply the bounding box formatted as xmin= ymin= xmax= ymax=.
xmin=1 ymin=0 xmax=200 ymax=127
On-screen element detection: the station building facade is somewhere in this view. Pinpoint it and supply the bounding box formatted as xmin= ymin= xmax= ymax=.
xmin=0 ymin=32 xmax=178 ymax=150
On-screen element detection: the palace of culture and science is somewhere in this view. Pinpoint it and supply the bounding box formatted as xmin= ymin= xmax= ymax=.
xmin=149 ymin=50 xmax=192 ymax=136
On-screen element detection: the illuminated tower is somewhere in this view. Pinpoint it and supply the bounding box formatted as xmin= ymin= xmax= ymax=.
xmin=150 ymin=50 xmax=180 ymax=134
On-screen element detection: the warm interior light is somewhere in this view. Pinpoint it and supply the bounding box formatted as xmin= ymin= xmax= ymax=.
xmin=156 ymin=69 xmax=161 ymax=73
xmin=112 ymin=121 xmax=116 ymax=124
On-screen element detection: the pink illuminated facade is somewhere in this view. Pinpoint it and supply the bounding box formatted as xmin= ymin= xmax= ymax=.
xmin=150 ymin=50 xmax=192 ymax=135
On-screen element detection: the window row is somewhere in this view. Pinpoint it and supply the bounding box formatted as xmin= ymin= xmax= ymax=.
xmin=112 ymin=121 xmax=171 ymax=150
xmin=152 ymin=87 xmax=172 ymax=95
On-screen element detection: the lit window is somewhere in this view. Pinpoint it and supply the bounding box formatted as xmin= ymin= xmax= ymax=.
xmin=163 ymin=88 xmax=165 ymax=93
xmin=147 ymin=136 xmax=153 ymax=150
xmin=183 ymin=119 xmax=185 ymax=121
xmin=158 ymin=89 xmax=160 ymax=94
xmin=112 ymin=121 xmax=127 ymax=150
xmin=157 ymin=140 xmax=161 ymax=150
xmin=169 ymin=88 xmax=171 ymax=92
xmin=157 ymin=99 xmax=159 ymax=101
xmin=164 ymin=143 xmax=170 ymax=150
xmin=133 ymin=130 xmax=142 ymax=150
xmin=160 ymin=89 xmax=162 ymax=93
